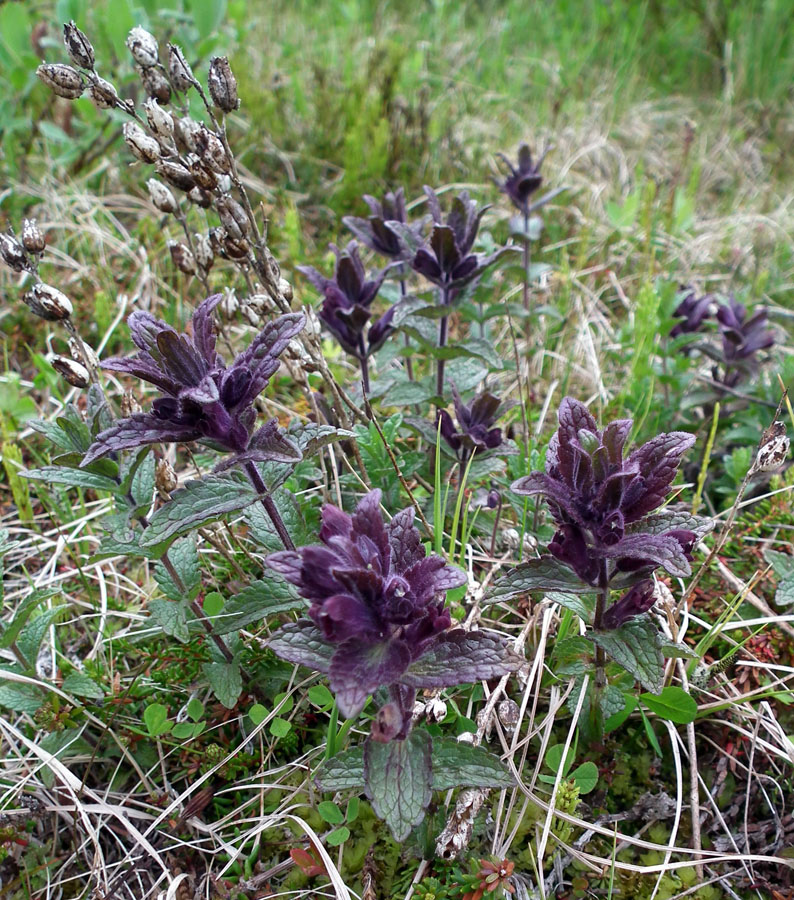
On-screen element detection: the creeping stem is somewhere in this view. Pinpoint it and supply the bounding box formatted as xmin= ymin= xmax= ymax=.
xmin=243 ymin=460 xmax=296 ymax=551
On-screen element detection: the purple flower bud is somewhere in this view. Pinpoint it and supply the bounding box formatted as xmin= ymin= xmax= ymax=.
xmin=495 ymin=143 xmax=547 ymax=215
xmin=602 ymin=580 xmax=656 ymax=629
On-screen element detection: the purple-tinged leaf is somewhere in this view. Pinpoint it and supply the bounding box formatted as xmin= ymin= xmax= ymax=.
xmin=363 ymin=729 xmax=432 ymax=841
xmin=399 ymin=629 xmax=519 ymax=688
xmin=598 ymin=533 xmax=691 ymax=577
xmin=626 ymin=509 xmax=713 ymax=540
xmin=267 ymin=620 xmax=335 ymax=674
xmin=330 ymin=638 xmax=412 ymax=718
xmin=81 ymin=414 xmax=201 ymax=466
xmin=139 ymin=471 xmax=258 ymax=554
xmin=316 ymin=746 xmax=365 ymax=791
xmin=487 ymin=557 xmax=594 ymax=603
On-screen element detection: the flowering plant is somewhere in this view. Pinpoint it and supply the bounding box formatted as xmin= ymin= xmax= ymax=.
xmin=82 ymin=295 xmax=304 ymax=470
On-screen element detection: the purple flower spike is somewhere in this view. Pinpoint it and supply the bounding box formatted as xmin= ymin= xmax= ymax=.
xmin=394 ymin=187 xmax=511 ymax=291
xmin=82 ymin=295 xmax=305 ymax=467
xmin=297 ymin=241 xmax=392 ymax=359
xmin=512 ymin=397 xmax=696 ymax=587
xmin=716 ymin=297 xmax=775 ymax=367
xmin=342 ymin=188 xmax=424 ymax=260
xmin=670 ymin=286 xmax=716 ymax=338
xmin=438 ymin=385 xmax=515 ymax=458
xmin=267 ymin=490 xmax=466 ymax=717
xmin=495 ymin=143 xmax=547 ymax=215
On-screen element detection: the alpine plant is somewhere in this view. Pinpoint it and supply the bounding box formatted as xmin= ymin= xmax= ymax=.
xmin=511 ymin=397 xmax=698 ymax=628
xmin=342 ymin=187 xmax=423 ymax=261
xmin=266 ymin=490 xmax=516 ymax=738
xmin=82 ymin=294 xmax=305 ymax=469
xmin=438 ymin=385 xmax=515 ymax=461
xmin=297 ymin=241 xmax=393 ymax=393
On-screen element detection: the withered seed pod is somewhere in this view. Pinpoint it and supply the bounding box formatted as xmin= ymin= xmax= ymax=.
xmin=193 ymin=233 xmax=214 ymax=272
xmin=155 ymin=159 xmax=196 ymax=192
xmin=143 ymin=99 xmax=174 ymax=141
xmin=126 ymin=26 xmax=159 ymax=68
xmin=88 ymin=76 xmax=121 ymax=110
xmin=137 ymin=64 xmax=171 ymax=104
xmin=174 ymin=116 xmax=202 ymax=154
xmin=186 ymin=154 xmax=218 ymax=191
xmin=21 ymin=219 xmax=46 ymax=254
xmin=36 ymin=63 xmax=85 ymax=99
xmin=223 ymin=234 xmax=250 ymax=260
xmin=208 ymin=56 xmax=239 ymax=112
xmin=167 ymin=43 xmax=194 ymax=92
xmin=155 ymin=458 xmax=178 ymax=496
xmin=63 ymin=21 xmax=95 ymax=70
xmin=147 ymin=179 xmax=179 ymax=215
xmin=123 ymin=122 xmax=161 ymax=164
xmin=186 ymin=186 xmax=213 ymax=208
xmin=50 ymin=355 xmax=90 ymax=388
xmin=120 ymin=389 xmax=142 ymax=417
xmin=168 ymin=240 xmax=197 ymax=275
xmin=0 ymin=233 xmax=30 ymax=272
xmin=24 ymin=283 xmax=73 ymax=320
xmin=194 ymin=125 xmax=230 ymax=175
xmin=216 ymin=195 xmax=248 ymax=239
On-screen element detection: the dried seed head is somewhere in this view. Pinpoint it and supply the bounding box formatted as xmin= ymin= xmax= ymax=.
xmin=222 ymin=234 xmax=250 ymax=260
xmin=497 ymin=699 xmax=520 ymax=736
xmin=36 ymin=63 xmax=85 ymax=99
xmin=216 ymin=195 xmax=248 ymax=239
xmin=143 ymin=99 xmax=174 ymax=140
xmin=155 ymin=159 xmax=196 ymax=191
xmin=186 ymin=153 xmax=218 ymax=191
xmin=216 ymin=173 xmax=232 ymax=194
xmin=50 ymin=354 xmax=90 ymax=388
xmin=194 ymin=125 xmax=230 ymax=174
xmin=168 ymin=240 xmax=197 ymax=275
xmin=174 ymin=116 xmax=203 ymax=153
xmin=243 ymin=303 xmax=262 ymax=326
xmin=68 ymin=335 xmax=99 ymax=368
xmin=155 ymin=457 xmax=178 ymax=496
xmin=63 ymin=21 xmax=94 ymax=69
xmin=219 ymin=287 xmax=239 ymax=317
xmin=126 ymin=26 xmax=159 ymax=68
xmin=137 ymin=64 xmax=171 ymax=104
xmin=0 ymin=232 xmax=30 ymax=272
xmin=120 ymin=389 xmax=142 ymax=417
xmin=186 ymin=186 xmax=212 ymax=208
xmin=146 ymin=178 xmax=178 ymax=215
xmin=208 ymin=56 xmax=239 ymax=112
xmin=21 ymin=219 xmax=46 ymax=254
xmin=25 ymin=283 xmax=73 ymax=320
xmin=425 ymin=697 xmax=447 ymax=723
xmin=278 ymin=277 xmax=293 ymax=302
xmin=167 ymin=43 xmax=194 ymax=92
xmin=88 ymin=76 xmax=121 ymax=109
xmin=193 ymin=232 xmax=214 ymax=272
xmin=123 ymin=122 xmax=160 ymax=164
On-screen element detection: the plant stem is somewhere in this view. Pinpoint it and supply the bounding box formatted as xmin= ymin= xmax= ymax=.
xmin=358 ymin=336 xmax=370 ymax=395
xmin=436 ymin=285 xmax=450 ymax=402
xmin=160 ymin=553 xmax=235 ymax=663
xmin=135 ymin=498 xmax=234 ymax=663
xmin=593 ymin=562 xmax=609 ymax=690
xmin=522 ymin=209 xmax=531 ymax=314
xmin=243 ymin=460 xmax=295 ymax=551
xmin=399 ymin=278 xmax=415 ymax=383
